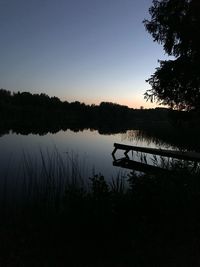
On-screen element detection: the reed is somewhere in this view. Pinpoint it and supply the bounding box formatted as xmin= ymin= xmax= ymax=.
xmin=0 ymin=149 xmax=200 ymax=266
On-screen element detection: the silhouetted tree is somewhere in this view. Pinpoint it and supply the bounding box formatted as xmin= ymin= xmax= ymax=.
xmin=0 ymin=89 xmax=11 ymax=106
xmin=144 ymin=0 xmax=200 ymax=110
xmin=0 ymin=89 xmax=174 ymax=136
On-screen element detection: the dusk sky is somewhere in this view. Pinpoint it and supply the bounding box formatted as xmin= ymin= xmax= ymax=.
xmin=0 ymin=0 xmax=169 ymax=108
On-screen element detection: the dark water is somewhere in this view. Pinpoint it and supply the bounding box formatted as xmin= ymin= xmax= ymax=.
xmin=0 ymin=129 xmax=175 ymax=182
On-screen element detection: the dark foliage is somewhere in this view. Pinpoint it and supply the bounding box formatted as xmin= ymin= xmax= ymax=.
xmin=1 ymin=169 xmax=200 ymax=266
xmin=144 ymin=0 xmax=200 ymax=110
xmin=1 ymin=88 xmax=200 ymax=150
xmin=0 ymin=89 xmax=170 ymax=135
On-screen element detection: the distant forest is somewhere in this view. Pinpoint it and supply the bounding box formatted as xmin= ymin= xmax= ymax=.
xmin=0 ymin=88 xmax=198 ymax=136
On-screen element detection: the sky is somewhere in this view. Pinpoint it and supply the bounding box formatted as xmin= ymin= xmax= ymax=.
xmin=0 ymin=0 xmax=169 ymax=108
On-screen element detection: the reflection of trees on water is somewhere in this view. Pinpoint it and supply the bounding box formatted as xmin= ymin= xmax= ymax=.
xmin=135 ymin=130 xmax=168 ymax=147
xmin=120 ymin=126 xmax=200 ymax=153
xmin=121 ymin=130 xmax=140 ymax=143
xmin=137 ymin=127 xmax=200 ymax=152
xmin=0 ymin=123 xmax=200 ymax=153
xmin=120 ymin=129 xmax=171 ymax=148
xmin=0 ymin=88 xmax=200 ymax=151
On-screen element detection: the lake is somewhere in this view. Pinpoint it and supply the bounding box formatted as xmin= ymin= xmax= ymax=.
xmin=0 ymin=129 xmax=175 ymax=183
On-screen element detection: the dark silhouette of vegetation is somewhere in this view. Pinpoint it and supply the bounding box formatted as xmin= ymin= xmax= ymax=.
xmin=144 ymin=0 xmax=200 ymax=111
xmin=0 ymin=151 xmax=200 ymax=266
xmin=1 ymin=87 xmax=200 ymax=265
xmin=0 ymin=88 xmax=170 ymax=133
xmin=1 ymin=88 xmax=200 ymax=150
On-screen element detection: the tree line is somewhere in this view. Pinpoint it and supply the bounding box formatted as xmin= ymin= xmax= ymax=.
xmin=1 ymin=88 xmax=199 ymax=139
xmin=0 ymin=89 xmax=169 ymax=128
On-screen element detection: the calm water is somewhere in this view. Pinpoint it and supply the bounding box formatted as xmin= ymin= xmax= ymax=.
xmin=0 ymin=129 xmax=174 ymax=182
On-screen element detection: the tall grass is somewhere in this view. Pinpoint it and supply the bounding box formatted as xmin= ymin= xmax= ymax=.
xmin=1 ymin=148 xmax=199 ymax=216
xmin=0 ymin=149 xmax=89 ymax=221
xmin=0 ymin=149 xmax=200 ymax=266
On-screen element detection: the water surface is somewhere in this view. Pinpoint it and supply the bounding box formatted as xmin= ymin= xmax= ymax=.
xmin=0 ymin=129 xmax=173 ymax=181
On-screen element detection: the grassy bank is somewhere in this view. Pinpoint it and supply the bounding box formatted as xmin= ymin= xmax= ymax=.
xmin=0 ymin=152 xmax=200 ymax=266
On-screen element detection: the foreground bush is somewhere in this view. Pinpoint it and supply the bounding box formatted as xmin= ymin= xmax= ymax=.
xmin=0 ymin=152 xmax=200 ymax=266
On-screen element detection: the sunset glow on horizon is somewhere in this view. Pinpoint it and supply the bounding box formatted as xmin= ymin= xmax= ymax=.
xmin=0 ymin=0 xmax=169 ymax=109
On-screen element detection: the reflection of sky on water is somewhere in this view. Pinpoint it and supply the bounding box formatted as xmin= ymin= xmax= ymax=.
xmin=0 ymin=129 xmax=173 ymax=182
